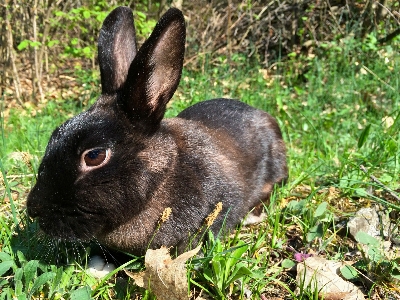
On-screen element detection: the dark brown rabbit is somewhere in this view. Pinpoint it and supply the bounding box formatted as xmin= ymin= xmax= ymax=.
xmin=27 ymin=7 xmax=287 ymax=255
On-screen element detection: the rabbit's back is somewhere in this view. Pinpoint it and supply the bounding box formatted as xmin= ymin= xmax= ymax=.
xmin=177 ymin=98 xmax=287 ymax=189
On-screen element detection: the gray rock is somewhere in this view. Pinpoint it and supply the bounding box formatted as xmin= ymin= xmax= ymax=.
xmin=347 ymin=206 xmax=391 ymax=239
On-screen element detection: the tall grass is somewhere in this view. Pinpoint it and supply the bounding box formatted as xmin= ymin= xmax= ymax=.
xmin=0 ymin=35 xmax=399 ymax=298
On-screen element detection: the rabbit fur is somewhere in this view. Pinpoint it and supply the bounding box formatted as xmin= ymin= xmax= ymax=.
xmin=27 ymin=7 xmax=288 ymax=255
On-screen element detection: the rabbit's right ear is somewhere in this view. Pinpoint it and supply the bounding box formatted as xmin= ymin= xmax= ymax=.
xmin=98 ymin=6 xmax=137 ymax=94
xmin=119 ymin=8 xmax=185 ymax=127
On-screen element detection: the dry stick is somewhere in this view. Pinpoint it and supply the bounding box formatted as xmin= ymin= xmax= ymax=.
xmin=361 ymin=65 xmax=396 ymax=91
xmin=4 ymin=5 xmax=23 ymax=105
xmin=172 ymin=0 xmax=183 ymax=10
xmin=264 ymin=11 xmax=272 ymax=66
xmin=0 ymin=7 xmax=6 ymax=96
xmin=6 ymin=174 xmax=35 ymax=180
xmin=50 ymin=0 xmax=74 ymax=81
xmin=157 ymin=0 xmax=167 ymax=19
xmin=375 ymin=0 xmax=400 ymax=25
xmin=326 ymin=0 xmax=345 ymax=35
xmin=183 ymin=54 xmax=201 ymax=67
xmin=226 ymin=0 xmax=232 ymax=62
xmin=38 ymin=0 xmax=56 ymax=81
xmin=360 ymin=165 xmax=400 ymax=202
xmin=229 ymin=10 xmax=245 ymax=31
xmin=32 ymin=0 xmax=44 ymax=102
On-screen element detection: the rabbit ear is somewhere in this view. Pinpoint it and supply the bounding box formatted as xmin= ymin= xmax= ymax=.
xmin=119 ymin=8 xmax=185 ymax=126
xmin=98 ymin=6 xmax=137 ymax=94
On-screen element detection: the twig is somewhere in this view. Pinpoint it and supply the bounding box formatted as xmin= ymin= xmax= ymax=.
xmin=32 ymin=0 xmax=44 ymax=102
xmin=226 ymin=0 xmax=232 ymax=61
xmin=375 ymin=0 xmax=400 ymax=25
xmin=6 ymin=174 xmax=35 ymax=180
xmin=360 ymin=165 xmax=400 ymax=202
xmin=361 ymin=65 xmax=395 ymax=91
xmin=38 ymin=0 xmax=56 ymax=81
xmin=4 ymin=3 xmax=23 ymax=105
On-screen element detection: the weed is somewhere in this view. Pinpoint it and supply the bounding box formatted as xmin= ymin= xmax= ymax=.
xmin=190 ymin=233 xmax=265 ymax=299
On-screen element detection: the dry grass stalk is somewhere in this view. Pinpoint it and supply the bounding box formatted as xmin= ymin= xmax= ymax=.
xmin=204 ymin=202 xmax=223 ymax=227
xmin=160 ymin=207 xmax=172 ymax=223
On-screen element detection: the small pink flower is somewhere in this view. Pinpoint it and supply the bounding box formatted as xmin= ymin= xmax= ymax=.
xmin=294 ymin=252 xmax=313 ymax=262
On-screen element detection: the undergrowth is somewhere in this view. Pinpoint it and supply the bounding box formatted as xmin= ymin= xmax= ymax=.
xmin=0 ymin=32 xmax=399 ymax=299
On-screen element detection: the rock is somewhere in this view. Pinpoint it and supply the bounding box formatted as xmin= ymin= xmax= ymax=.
xmin=347 ymin=206 xmax=391 ymax=240
xmin=296 ymin=256 xmax=365 ymax=299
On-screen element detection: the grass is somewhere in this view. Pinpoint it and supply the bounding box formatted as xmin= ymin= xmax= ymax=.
xmin=0 ymin=36 xmax=399 ymax=299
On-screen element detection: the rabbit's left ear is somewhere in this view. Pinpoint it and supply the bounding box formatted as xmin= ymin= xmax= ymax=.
xmin=119 ymin=8 xmax=186 ymax=126
xmin=98 ymin=6 xmax=137 ymax=94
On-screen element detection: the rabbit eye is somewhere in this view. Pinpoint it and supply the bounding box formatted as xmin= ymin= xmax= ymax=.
xmin=85 ymin=149 xmax=106 ymax=166
xmin=82 ymin=148 xmax=111 ymax=169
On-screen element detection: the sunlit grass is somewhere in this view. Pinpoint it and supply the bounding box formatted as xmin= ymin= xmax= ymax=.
xmin=0 ymin=39 xmax=399 ymax=298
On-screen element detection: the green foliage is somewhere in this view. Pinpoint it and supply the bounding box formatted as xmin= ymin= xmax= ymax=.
xmin=357 ymin=124 xmax=371 ymax=149
xmin=340 ymin=264 xmax=359 ymax=281
xmin=0 ymin=250 xmax=93 ymax=299
xmin=350 ymin=231 xmax=400 ymax=283
xmin=17 ymin=40 xmax=42 ymax=51
xmin=133 ymin=11 xmax=157 ymax=38
xmin=286 ymin=200 xmax=334 ymax=243
xmin=52 ymin=3 xmax=158 ymax=61
xmin=190 ymin=233 xmax=264 ymax=299
xmin=16 ymin=2 xmax=158 ymax=63
xmin=54 ymin=4 xmax=111 ymax=59
xmin=281 ymin=259 xmax=296 ymax=269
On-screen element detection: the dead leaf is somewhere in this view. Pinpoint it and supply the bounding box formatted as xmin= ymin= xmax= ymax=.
xmin=125 ymin=270 xmax=145 ymax=287
xmin=296 ymin=257 xmax=365 ymax=300
xmin=126 ymin=245 xmax=202 ymax=300
xmin=324 ymin=292 xmax=357 ymax=300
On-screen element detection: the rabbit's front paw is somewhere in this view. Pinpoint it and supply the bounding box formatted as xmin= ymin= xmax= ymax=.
xmin=87 ymin=255 xmax=116 ymax=278
xmin=242 ymin=212 xmax=267 ymax=226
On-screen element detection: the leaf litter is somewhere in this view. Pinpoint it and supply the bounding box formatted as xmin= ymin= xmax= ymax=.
xmin=126 ymin=245 xmax=202 ymax=300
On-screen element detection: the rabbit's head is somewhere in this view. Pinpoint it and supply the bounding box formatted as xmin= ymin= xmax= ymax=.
xmin=27 ymin=7 xmax=186 ymax=246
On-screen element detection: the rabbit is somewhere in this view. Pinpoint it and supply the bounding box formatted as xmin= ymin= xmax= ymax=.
xmin=26 ymin=6 xmax=288 ymax=256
